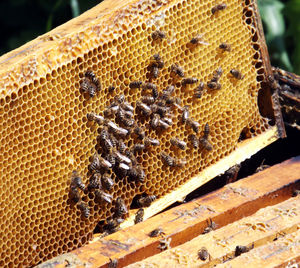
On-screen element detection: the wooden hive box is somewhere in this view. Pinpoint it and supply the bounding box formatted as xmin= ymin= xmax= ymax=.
xmin=0 ymin=0 xmax=285 ymax=266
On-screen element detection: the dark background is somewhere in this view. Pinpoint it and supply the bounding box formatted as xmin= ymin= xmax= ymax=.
xmin=0 ymin=0 xmax=299 ymax=74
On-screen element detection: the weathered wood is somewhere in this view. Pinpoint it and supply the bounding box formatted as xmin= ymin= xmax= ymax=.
xmin=216 ymin=229 xmax=300 ymax=268
xmin=126 ymin=196 xmax=300 ymax=267
xmin=37 ymin=156 xmax=300 ymax=268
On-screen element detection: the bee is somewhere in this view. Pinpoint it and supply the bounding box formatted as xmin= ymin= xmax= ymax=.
xmin=103 ymin=105 xmax=119 ymax=118
xmin=129 ymin=81 xmax=143 ymax=89
xmin=98 ymin=130 xmax=114 ymax=153
xmin=116 ymin=139 xmax=126 ymax=155
xmin=85 ymin=70 xmax=99 ymax=86
xmin=69 ymin=185 xmax=80 ymax=203
xmin=115 ymin=163 xmax=129 ymax=178
xmin=190 ymin=35 xmax=209 ymax=45
xmin=80 ymin=78 xmax=98 ymax=98
xmin=255 ymin=159 xmax=270 ymax=173
xmin=219 ymin=42 xmax=231 ymax=52
xmin=142 ymin=82 xmax=157 ymax=91
xmin=141 ymin=95 xmax=155 ymax=105
xmin=170 ymin=137 xmax=187 ymax=150
xmin=181 ymin=77 xmax=199 ymax=86
xmin=101 ymin=173 xmax=114 ymax=191
xmin=211 ymin=67 xmax=223 ymax=82
xmin=114 ymin=94 xmax=125 ymax=104
xmin=114 ymin=197 xmax=128 ymax=218
xmin=108 ymin=258 xmax=118 ymax=268
xmin=186 ymin=118 xmax=200 ymax=133
xmin=134 ymin=208 xmax=144 ymax=224
xmin=117 ymin=109 xmax=135 ymax=127
xmin=199 ymin=137 xmax=213 ymax=151
xmin=151 ymin=30 xmax=166 ymax=40
xmin=88 ymin=173 xmax=101 ymax=191
xmin=133 ymin=143 xmax=145 ymax=153
xmin=95 ymin=189 xmax=113 ymax=204
xmin=144 ymin=137 xmax=160 ymax=147
xmin=152 ymin=54 xmax=164 ymax=69
xmin=86 ymin=113 xmax=104 ymax=125
xmin=89 ymin=153 xmax=112 ymax=172
xmin=194 ymin=82 xmax=204 ymax=99
xmin=235 ymin=244 xmax=254 ymax=257
xmin=170 ymin=64 xmax=184 ymax=77
xmin=158 ymin=237 xmax=171 ymax=251
xmin=137 ymin=195 xmax=157 ymax=207
xmin=128 ymin=166 xmax=146 ymax=183
xmin=121 ymin=101 xmax=135 ymax=113
xmin=161 ymin=85 xmax=175 ymax=100
xmin=77 ymin=201 xmax=90 ymax=218
xmin=181 ymin=105 xmax=190 ymax=123
xmin=161 ymin=117 xmax=173 ymax=126
xmin=211 ymin=3 xmax=227 ymax=14
xmin=108 ymin=85 xmax=116 ymax=92
xmin=107 ymin=121 xmax=129 ymax=137
xmin=149 ymin=227 xmax=165 ymax=237
xmin=189 ymin=134 xmax=199 ymax=148
xmin=133 ymin=126 xmax=146 ymax=140
xmin=230 ymin=69 xmax=245 ymax=80
xmin=151 ymin=66 xmax=159 ymax=78
xmin=203 ymin=123 xmax=210 ymax=138
xmin=71 ymin=170 xmax=85 ymax=191
xmin=104 ymin=218 xmax=124 ymax=234
xmin=202 ymin=218 xmax=217 ymax=234
xmin=207 ymin=81 xmax=221 ymax=90
xmin=198 ymin=247 xmax=210 ymax=261
xmin=151 ymin=104 xmax=170 ymax=117
xmin=160 ymin=152 xmax=186 ymax=167
xmin=136 ymin=101 xmax=152 ymax=116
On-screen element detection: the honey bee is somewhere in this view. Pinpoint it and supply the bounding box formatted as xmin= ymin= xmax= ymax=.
xmin=190 ymin=35 xmax=209 ymax=45
xmin=136 ymin=101 xmax=152 ymax=116
xmin=151 ymin=66 xmax=159 ymax=78
xmin=88 ymin=173 xmax=101 ymax=191
xmin=133 ymin=126 xmax=146 ymax=140
xmin=235 ymin=244 xmax=254 ymax=256
xmin=77 ymin=201 xmax=90 ymax=218
xmin=158 ymin=237 xmax=172 ymax=251
xmin=181 ymin=77 xmax=199 ymax=86
xmin=199 ymin=137 xmax=213 ymax=151
xmin=161 ymin=85 xmax=175 ymax=100
xmin=117 ymin=109 xmax=135 ymax=127
xmin=170 ymin=137 xmax=187 ymax=150
xmin=121 ymin=101 xmax=134 ymax=113
xmin=160 ymin=152 xmax=186 ymax=167
xmin=189 ymin=134 xmax=199 ymax=148
xmin=142 ymin=82 xmax=157 ymax=91
xmin=152 ymin=53 xmax=164 ymax=68
xmin=219 ymin=42 xmax=231 ymax=52
xmin=170 ymin=64 xmax=184 ymax=77
xmin=134 ymin=208 xmax=144 ymax=224
xmin=161 ymin=117 xmax=173 ymax=126
xmin=203 ymin=123 xmax=210 ymax=138
xmin=86 ymin=113 xmax=104 ymax=125
xmin=98 ymin=129 xmax=114 ymax=152
xmin=149 ymin=227 xmax=165 ymax=237
xmin=207 ymin=81 xmax=221 ymax=90
xmin=194 ymin=82 xmax=205 ymax=98
xmin=186 ymin=118 xmax=200 ymax=133
xmin=71 ymin=170 xmax=85 ymax=191
xmin=80 ymin=78 xmax=98 ymax=98
xmin=202 ymin=218 xmax=217 ymax=234
xmin=128 ymin=166 xmax=146 ymax=183
xmin=69 ymin=185 xmax=80 ymax=203
xmin=114 ymin=94 xmax=125 ymax=104
xmin=211 ymin=67 xmax=223 ymax=82
xmin=144 ymin=137 xmax=160 ymax=147
xmin=211 ymin=3 xmax=227 ymax=14
xmin=133 ymin=143 xmax=145 ymax=153
xmin=85 ymin=70 xmax=99 ymax=85
xmin=108 ymin=258 xmax=118 ymax=268
xmin=101 ymin=173 xmax=114 ymax=191
xmin=114 ymin=197 xmax=128 ymax=218
xmin=89 ymin=153 xmax=112 ymax=172
xmin=95 ymin=189 xmax=113 ymax=204
xmin=108 ymin=85 xmax=116 ymax=92
xmin=230 ymin=69 xmax=245 ymax=80
xmin=141 ymin=95 xmax=155 ymax=105
xmin=115 ymin=163 xmax=129 ymax=178
xmin=113 ymin=150 xmax=132 ymax=165
xmin=104 ymin=218 xmax=124 ymax=234
xmin=137 ymin=195 xmax=157 ymax=207
xmin=198 ymin=247 xmax=210 ymax=261
xmin=151 ymin=30 xmax=166 ymax=40
xmin=107 ymin=121 xmax=129 ymax=137
xmin=117 ymin=139 xmax=126 ymax=154
xmin=103 ymin=105 xmax=119 ymax=118
xmin=151 ymin=104 xmax=170 ymax=117
xmin=181 ymin=105 xmax=190 ymax=123
xmin=129 ymin=81 xmax=143 ymax=89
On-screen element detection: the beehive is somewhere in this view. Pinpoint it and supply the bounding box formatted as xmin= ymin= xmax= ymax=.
xmin=0 ymin=0 xmax=283 ymax=267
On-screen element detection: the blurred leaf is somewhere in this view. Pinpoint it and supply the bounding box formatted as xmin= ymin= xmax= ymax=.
xmin=70 ymin=0 xmax=80 ymax=17
xmin=284 ymin=0 xmax=300 ymax=74
xmin=258 ymin=0 xmax=293 ymax=71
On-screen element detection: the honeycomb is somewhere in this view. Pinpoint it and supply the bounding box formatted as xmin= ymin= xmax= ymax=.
xmin=0 ymin=0 xmax=276 ymax=266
